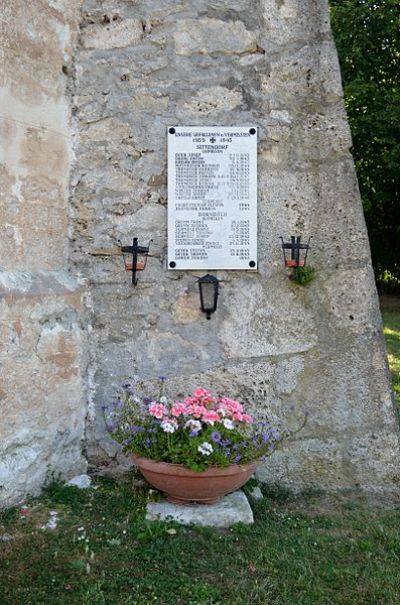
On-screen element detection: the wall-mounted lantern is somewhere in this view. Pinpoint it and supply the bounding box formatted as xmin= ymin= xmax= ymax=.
xmin=198 ymin=274 xmax=219 ymax=320
xmin=120 ymin=237 xmax=152 ymax=285
xmin=280 ymin=236 xmax=311 ymax=279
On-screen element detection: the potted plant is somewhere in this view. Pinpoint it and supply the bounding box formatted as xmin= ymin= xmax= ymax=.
xmin=103 ymin=379 xmax=306 ymax=504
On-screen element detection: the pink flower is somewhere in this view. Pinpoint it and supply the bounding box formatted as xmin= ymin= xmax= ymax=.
xmin=192 ymin=388 xmax=211 ymax=399
xmin=170 ymin=402 xmax=188 ymax=417
xmin=192 ymin=388 xmax=215 ymax=406
xmin=202 ymin=410 xmax=221 ymax=425
xmin=183 ymin=396 xmax=197 ymax=406
xmin=232 ymin=411 xmax=244 ymax=422
xmin=187 ymin=404 xmax=208 ymax=418
xmin=148 ymin=403 xmax=167 ymax=419
xmin=218 ymin=398 xmax=244 ymax=416
xmin=242 ymin=414 xmax=253 ymax=424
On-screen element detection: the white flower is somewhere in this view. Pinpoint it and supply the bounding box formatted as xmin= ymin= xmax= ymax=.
xmin=184 ymin=419 xmax=202 ymax=432
xmin=160 ymin=396 xmax=167 ymax=404
xmin=161 ymin=418 xmax=177 ymax=433
xmin=222 ymin=418 xmax=235 ymax=430
xmin=198 ymin=442 xmax=213 ymax=456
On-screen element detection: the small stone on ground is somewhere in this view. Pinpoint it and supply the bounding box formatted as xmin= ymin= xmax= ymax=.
xmin=248 ymin=486 xmax=263 ymax=501
xmin=66 ymin=474 xmax=92 ymax=489
xmin=41 ymin=510 xmax=59 ymax=530
xmin=146 ymin=490 xmax=254 ymax=527
xmin=0 ymin=533 xmax=13 ymax=542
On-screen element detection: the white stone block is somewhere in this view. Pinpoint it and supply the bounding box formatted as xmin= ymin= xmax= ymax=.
xmin=146 ymin=490 xmax=254 ymax=527
xmin=66 ymin=474 xmax=92 ymax=489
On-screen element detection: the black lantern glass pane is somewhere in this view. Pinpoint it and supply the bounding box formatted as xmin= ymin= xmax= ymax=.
xmin=280 ymin=236 xmax=311 ymax=268
xmin=198 ymin=274 xmax=219 ymax=318
xmin=200 ymin=282 xmax=216 ymax=312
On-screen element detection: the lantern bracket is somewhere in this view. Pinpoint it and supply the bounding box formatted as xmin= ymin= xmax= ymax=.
xmin=119 ymin=237 xmax=152 ymax=286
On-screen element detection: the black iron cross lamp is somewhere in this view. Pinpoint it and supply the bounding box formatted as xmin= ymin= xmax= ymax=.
xmin=198 ymin=274 xmax=219 ymax=319
xmin=120 ymin=237 xmax=151 ymax=285
xmin=280 ymin=236 xmax=311 ymax=279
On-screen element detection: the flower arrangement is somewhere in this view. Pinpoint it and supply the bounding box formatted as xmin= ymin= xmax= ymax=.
xmin=103 ymin=379 xmax=306 ymax=472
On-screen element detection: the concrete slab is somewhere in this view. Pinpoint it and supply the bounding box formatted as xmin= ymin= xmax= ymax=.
xmin=145 ymin=490 xmax=254 ymax=527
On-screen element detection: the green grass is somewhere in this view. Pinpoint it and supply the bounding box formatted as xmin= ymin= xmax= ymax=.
xmin=1 ymin=310 xmax=400 ymax=605
xmin=382 ymin=306 xmax=400 ymax=414
xmin=1 ymin=478 xmax=400 ymax=605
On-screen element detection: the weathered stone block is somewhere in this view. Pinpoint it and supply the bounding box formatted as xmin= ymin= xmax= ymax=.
xmin=146 ymin=490 xmax=254 ymax=527
xmin=179 ymin=86 xmax=243 ymax=117
xmin=0 ymin=272 xmax=87 ymax=508
xmin=81 ymin=19 xmax=143 ymax=50
xmin=174 ymin=18 xmax=258 ymax=56
xmin=260 ymin=0 xmax=331 ymax=45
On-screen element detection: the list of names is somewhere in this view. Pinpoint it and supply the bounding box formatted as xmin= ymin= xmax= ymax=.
xmin=167 ymin=127 xmax=257 ymax=270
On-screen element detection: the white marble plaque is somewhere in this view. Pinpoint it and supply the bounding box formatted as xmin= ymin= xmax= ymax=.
xmin=167 ymin=126 xmax=257 ymax=270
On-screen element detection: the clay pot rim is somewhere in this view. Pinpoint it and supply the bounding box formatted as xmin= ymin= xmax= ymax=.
xmin=131 ymin=453 xmax=257 ymax=477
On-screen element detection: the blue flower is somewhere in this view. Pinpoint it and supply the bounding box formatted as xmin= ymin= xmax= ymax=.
xmin=234 ymin=455 xmax=242 ymax=463
xmin=211 ymin=431 xmax=222 ymax=443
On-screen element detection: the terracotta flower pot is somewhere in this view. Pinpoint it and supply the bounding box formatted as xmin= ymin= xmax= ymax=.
xmin=132 ymin=453 xmax=257 ymax=504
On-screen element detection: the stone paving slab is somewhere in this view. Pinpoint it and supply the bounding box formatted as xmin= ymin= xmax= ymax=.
xmin=146 ymin=490 xmax=254 ymax=528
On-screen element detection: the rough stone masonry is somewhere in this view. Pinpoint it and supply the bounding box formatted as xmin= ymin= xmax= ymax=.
xmin=0 ymin=0 xmax=399 ymax=508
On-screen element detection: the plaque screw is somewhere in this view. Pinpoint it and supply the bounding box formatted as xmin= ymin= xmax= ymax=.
xmin=249 ymin=261 xmax=256 ymax=268
xmin=169 ymin=261 xmax=176 ymax=268
xmin=169 ymin=127 xmax=176 ymax=135
xmin=249 ymin=128 xmax=256 ymax=135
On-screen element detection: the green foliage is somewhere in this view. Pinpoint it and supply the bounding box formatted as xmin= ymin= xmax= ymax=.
xmin=261 ymin=483 xmax=294 ymax=503
xmin=126 ymin=422 xmax=275 ymax=472
xmin=41 ymin=480 xmax=90 ymax=514
xmin=292 ymin=266 xmax=316 ymax=286
xmin=0 ymin=506 xmax=19 ymax=527
xmin=381 ymin=304 xmax=400 ymax=419
xmin=330 ymin=0 xmax=400 ymax=288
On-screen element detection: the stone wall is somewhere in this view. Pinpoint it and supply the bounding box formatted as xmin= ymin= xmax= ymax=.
xmin=71 ymin=0 xmax=400 ymax=494
xmin=0 ymin=1 xmax=87 ymax=507
xmin=1 ymin=0 xmax=398 ymax=508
